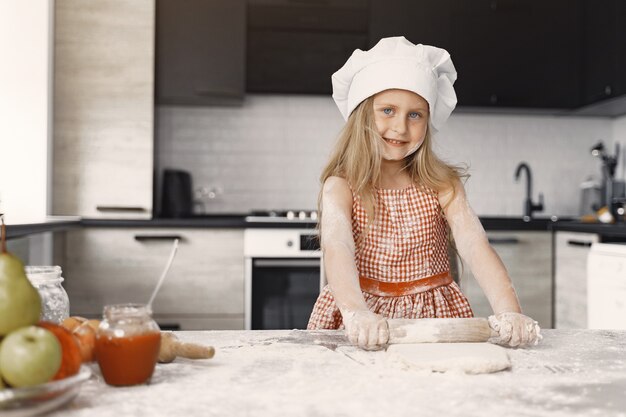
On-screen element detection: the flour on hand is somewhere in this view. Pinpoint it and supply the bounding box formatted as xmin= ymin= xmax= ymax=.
xmin=488 ymin=312 xmax=542 ymax=348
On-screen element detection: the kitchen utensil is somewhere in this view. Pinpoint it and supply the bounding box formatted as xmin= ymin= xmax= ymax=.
xmin=157 ymin=332 xmax=215 ymax=363
xmin=147 ymin=239 xmax=179 ymax=309
xmin=590 ymin=141 xmax=620 ymax=207
xmin=160 ymin=169 xmax=193 ymax=218
xmin=579 ymin=177 xmax=603 ymax=215
xmin=387 ymin=317 xmax=496 ymax=344
xmin=612 ymin=197 xmax=626 ymax=223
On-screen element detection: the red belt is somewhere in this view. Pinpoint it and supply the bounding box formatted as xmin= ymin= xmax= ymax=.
xmin=359 ymin=271 xmax=453 ymax=297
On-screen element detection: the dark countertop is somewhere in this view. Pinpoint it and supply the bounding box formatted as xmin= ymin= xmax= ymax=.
xmin=5 ymin=216 xmax=82 ymax=239
xmin=9 ymin=214 xmax=626 ymax=239
xmin=81 ymin=214 xmax=252 ymax=229
xmin=81 ymin=215 xmax=567 ymax=231
xmin=551 ymin=221 xmax=626 ymax=239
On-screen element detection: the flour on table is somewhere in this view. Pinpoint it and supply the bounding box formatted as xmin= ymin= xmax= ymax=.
xmin=386 ymin=343 xmax=511 ymax=374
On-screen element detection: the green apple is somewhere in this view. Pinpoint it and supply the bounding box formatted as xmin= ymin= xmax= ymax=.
xmin=0 ymin=326 xmax=61 ymax=387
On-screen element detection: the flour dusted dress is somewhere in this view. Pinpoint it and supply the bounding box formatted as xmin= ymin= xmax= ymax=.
xmin=307 ymin=183 xmax=473 ymax=329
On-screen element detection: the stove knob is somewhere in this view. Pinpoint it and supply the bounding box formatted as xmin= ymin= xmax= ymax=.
xmin=286 ymin=211 xmax=295 ymax=220
xmin=310 ymin=211 xmax=318 ymax=221
xmin=298 ymin=211 xmax=307 ymax=220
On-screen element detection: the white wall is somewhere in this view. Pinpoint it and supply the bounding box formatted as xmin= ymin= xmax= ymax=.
xmin=0 ymin=1 xmax=52 ymax=224
xmin=156 ymin=97 xmax=614 ymax=217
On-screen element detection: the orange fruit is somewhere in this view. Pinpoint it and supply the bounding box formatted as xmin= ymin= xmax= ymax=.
xmin=61 ymin=316 xmax=87 ymax=332
xmin=72 ymin=321 xmax=97 ymax=363
xmin=37 ymin=322 xmax=82 ymax=380
xmin=61 ymin=316 xmax=100 ymax=363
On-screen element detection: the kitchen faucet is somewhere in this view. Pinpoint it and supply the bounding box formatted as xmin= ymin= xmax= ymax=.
xmin=514 ymin=162 xmax=544 ymax=219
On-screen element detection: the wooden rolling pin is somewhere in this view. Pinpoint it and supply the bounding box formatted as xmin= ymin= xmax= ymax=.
xmin=158 ymin=332 xmax=215 ymax=363
xmin=387 ymin=318 xmax=497 ymax=344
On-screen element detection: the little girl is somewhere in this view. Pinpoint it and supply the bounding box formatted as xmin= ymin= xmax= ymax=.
xmin=308 ymin=36 xmax=540 ymax=350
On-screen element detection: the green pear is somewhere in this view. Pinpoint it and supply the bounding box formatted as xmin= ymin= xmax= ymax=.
xmin=0 ymin=253 xmax=42 ymax=336
xmin=0 ymin=216 xmax=42 ymax=336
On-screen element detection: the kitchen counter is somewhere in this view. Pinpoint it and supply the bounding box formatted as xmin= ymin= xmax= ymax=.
xmin=552 ymin=221 xmax=626 ymax=239
xmin=55 ymin=329 xmax=625 ymax=417
xmin=82 ymin=215 xmax=569 ymax=230
xmin=13 ymin=216 xmax=626 ymax=239
xmin=6 ymin=216 xmax=569 ymax=238
xmin=4 ymin=216 xmax=82 ymax=239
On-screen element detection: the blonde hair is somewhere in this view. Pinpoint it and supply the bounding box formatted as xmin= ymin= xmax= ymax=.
xmin=319 ymin=96 xmax=468 ymax=238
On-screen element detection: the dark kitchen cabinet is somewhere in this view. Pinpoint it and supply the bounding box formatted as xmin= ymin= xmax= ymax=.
xmin=580 ymin=0 xmax=626 ymax=114
xmin=246 ymin=0 xmax=369 ymax=94
xmin=156 ymin=0 xmax=245 ymax=105
xmin=370 ymin=0 xmax=584 ymax=109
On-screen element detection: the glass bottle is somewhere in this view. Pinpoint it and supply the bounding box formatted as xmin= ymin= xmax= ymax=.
xmin=95 ymin=303 xmax=161 ymax=386
xmin=25 ymin=266 xmax=70 ymax=324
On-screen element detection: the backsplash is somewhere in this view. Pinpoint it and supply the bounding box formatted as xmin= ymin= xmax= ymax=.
xmin=156 ymin=95 xmax=620 ymax=216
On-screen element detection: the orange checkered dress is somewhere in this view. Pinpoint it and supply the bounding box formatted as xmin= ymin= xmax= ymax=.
xmin=307 ymin=183 xmax=473 ymax=329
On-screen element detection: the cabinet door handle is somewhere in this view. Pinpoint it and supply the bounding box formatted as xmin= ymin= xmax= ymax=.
xmin=134 ymin=235 xmax=184 ymax=242
xmin=488 ymin=237 xmax=520 ymax=245
xmin=253 ymin=259 xmax=321 ymax=268
xmin=566 ymin=240 xmax=592 ymax=247
xmin=97 ymin=206 xmax=147 ymax=213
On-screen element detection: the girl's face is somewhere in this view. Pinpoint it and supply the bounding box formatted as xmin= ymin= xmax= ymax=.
xmin=372 ymin=89 xmax=430 ymax=161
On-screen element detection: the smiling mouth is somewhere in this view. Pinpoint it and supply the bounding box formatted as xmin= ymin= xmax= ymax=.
xmin=384 ymin=138 xmax=406 ymax=146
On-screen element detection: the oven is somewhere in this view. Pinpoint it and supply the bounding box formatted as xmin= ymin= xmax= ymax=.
xmin=244 ymin=228 xmax=324 ymax=330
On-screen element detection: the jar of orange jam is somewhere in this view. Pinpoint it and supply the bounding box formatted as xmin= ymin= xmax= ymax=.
xmin=95 ymin=304 xmax=161 ymax=386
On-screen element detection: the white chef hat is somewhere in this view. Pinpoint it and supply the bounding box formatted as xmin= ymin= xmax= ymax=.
xmin=331 ymin=36 xmax=457 ymax=133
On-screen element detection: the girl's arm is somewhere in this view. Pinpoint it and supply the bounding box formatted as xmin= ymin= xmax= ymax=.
xmin=439 ymin=180 xmax=521 ymax=314
xmin=440 ymin=179 xmax=540 ymax=347
xmin=321 ymin=176 xmax=389 ymax=349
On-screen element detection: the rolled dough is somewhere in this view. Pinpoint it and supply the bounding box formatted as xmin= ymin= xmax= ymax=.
xmin=386 ymin=343 xmax=511 ymax=374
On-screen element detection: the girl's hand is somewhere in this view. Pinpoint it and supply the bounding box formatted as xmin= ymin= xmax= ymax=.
xmin=343 ymin=310 xmax=389 ymax=350
xmin=488 ymin=312 xmax=542 ymax=348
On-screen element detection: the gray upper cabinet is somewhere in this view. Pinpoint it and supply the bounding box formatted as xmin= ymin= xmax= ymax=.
xmin=155 ymin=0 xmax=246 ymax=105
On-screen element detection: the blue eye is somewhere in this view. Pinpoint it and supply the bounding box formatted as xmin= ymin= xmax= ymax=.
xmin=383 ymin=108 xmax=393 ymax=115
xmin=409 ymin=112 xmax=420 ymax=119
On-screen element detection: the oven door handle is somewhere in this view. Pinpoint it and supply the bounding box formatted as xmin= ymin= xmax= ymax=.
xmin=253 ymin=259 xmax=321 ymax=268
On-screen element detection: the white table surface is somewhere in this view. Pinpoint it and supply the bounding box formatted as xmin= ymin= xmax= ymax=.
xmin=52 ymin=329 xmax=626 ymax=417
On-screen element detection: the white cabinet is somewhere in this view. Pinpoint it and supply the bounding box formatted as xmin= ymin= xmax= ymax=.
xmin=459 ymin=231 xmax=552 ymax=329
xmin=52 ymin=0 xmax=155 ymax=218
xmin=587 ymin=243 xmax=626 ymax=329
xmin=61 ymin=228 xmax=245 ymax=330
xmin=554 ymin=231 xmax=599 ymax=329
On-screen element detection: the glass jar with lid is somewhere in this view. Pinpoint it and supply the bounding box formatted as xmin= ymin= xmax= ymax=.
xmin=25 ymin=266 xmax=70 ymax=323
xmin=95 ymin=303 xmax=161 ymax=386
